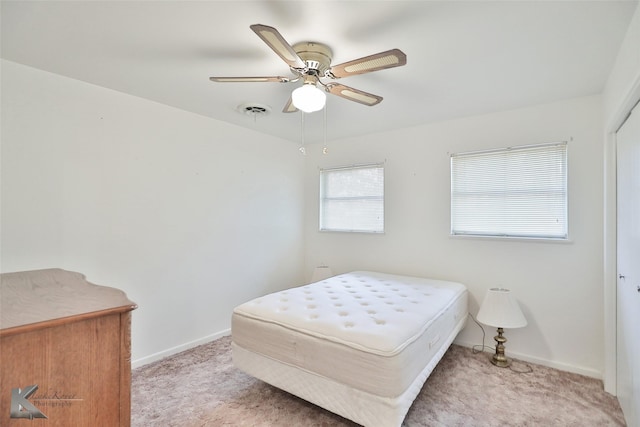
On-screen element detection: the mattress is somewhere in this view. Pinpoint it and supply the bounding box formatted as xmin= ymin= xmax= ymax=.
xmin=232 ymin=271 xmax=468 ymax=426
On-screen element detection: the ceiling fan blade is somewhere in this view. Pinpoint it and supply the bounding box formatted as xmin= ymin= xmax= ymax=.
xmin=326 ymin=83 xmax=383 ymax=106
xmin=250 ymin=24 xmax=306 ymax=69
xmin=328 ymin=49 xmax=407 ymax=78
xmin=282 ymin=96 xmax=298 ymax=113
xmin=209 ymin=76 xmax=291 ymax=83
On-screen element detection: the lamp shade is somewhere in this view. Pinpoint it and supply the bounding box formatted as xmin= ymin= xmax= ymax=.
xmin=292 ymin=84 xmax=326 ymax=113
xmin=476 ymin=288 xmax=527 ymax=329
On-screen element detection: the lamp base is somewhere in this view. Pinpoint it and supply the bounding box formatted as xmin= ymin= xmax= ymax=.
xmin=490 ymin=354 xmax=512 ymax=368
xmin=490 ymin=327 xmax=511 ymax=368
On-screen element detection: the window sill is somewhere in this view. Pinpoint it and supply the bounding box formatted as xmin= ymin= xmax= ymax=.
xmin=319 ymin=229 xmax=385 ymax=235
xmin=449 ymin=234 xmax=572 ymax=244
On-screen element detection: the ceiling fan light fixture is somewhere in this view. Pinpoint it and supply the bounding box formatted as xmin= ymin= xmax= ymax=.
xmin=292 ymin=83 xmax=326 ymax=113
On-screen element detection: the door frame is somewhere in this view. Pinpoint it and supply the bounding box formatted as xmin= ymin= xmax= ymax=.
xmin=604 ymin=75 xmax=640 ymax=395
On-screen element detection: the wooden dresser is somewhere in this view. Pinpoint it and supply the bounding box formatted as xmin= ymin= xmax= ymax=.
xmin=0 ymin=269 xmax=137 ymax=426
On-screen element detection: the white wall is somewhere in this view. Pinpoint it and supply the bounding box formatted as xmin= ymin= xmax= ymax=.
xmin=303 ymin=95 xmax=605 ymax=377
xmin=0 ymin=60 xmax=306 ymax=365
xmin=603 ymin=4 xmax=640 ymax=130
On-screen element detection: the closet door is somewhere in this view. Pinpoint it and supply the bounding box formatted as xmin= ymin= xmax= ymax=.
xmin=616 ymin=102 xmax=640 ymax=427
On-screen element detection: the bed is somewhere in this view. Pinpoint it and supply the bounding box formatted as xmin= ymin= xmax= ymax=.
xmin=231 ymin=271 xmax=468 ymax=427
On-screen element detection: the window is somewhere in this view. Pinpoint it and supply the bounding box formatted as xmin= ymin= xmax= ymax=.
xmin=319 ymin=164 xmax=384 ymax=233
xmin=450 ymin=142 xmax=567 ymax=239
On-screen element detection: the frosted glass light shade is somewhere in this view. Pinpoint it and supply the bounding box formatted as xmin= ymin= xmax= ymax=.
xmin=292 ymin=84 xmax=326 ymax=113
xmin=477 ymin=288 xmax=527 ymax=329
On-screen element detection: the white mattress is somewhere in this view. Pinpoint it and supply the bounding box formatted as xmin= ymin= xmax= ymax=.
xmin=232 ymin=271 xmax=468 ymax=425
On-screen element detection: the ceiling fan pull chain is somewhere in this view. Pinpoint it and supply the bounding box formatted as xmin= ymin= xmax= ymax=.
xmin=323 ymin=103 xmax=328 ymax=155
xmin=299 ymin=111 xmax=306 ymax=155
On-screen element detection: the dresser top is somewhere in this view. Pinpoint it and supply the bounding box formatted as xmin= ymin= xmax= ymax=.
xmin=1 ymin=268 xmax=137 ymax=334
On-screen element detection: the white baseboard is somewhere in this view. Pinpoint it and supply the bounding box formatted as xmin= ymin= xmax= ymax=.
xmin=132 ymin=328 xmax=231 ymax=369
xmin=453 ymin=338 xmax=602 ymax=380
xmin=131 ymin=331 xmax=601 ymax=380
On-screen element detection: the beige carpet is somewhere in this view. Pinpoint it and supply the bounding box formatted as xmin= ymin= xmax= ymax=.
xmin=131 ymin=336 xmax=625 ymax=426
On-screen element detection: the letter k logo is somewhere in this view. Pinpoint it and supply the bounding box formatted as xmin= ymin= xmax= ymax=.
xmin=10 ymin=385 xmax=47 ymax=419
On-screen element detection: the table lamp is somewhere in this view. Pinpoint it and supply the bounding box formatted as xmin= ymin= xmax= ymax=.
xmin=476 ymin=287 xmax=527 ymax=367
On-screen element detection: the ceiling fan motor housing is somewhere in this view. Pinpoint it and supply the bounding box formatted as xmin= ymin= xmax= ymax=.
xmin=293 ymin=42 xmax=333 ymax=75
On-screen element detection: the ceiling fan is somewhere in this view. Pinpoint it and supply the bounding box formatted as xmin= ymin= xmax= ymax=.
xmin=210 ymin=24 xmax=407 ymax=113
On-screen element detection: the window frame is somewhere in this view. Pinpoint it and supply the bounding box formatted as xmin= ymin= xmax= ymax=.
xmin=318 ymin=163 xmax=385 ymax=234
xmin=450 ymin=142 xmax=568 ymax=240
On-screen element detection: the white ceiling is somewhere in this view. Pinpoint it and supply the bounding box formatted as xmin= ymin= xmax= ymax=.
xmin=1 ymin=1 xmax=637 ymax=144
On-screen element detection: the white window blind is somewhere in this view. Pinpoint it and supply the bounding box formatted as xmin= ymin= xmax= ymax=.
xmin=451 ymin=142 xmax=568 ymax=239
xmin=319 ymin=164 xmax=384 ymax=233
